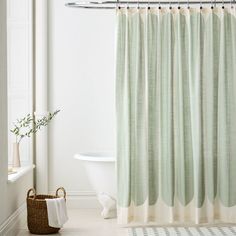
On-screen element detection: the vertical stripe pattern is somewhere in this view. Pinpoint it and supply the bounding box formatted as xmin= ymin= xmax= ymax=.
xmin=116 ymin=7 xmax=236 ymax=224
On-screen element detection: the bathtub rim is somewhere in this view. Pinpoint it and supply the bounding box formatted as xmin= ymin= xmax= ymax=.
xmin=74 ymin=152 xmax=116 ymax=162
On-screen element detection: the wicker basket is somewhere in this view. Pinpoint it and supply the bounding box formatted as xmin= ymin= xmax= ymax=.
xmin=26 ymin=187 xmax=66 ymax=235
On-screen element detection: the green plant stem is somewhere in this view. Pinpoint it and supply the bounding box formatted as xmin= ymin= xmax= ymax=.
xmin=10 ymin=110 xmax=60 ymax=144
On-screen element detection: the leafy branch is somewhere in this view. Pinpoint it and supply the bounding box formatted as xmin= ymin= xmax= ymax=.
xmin=10 ymin=110 xmax=60 ymax=143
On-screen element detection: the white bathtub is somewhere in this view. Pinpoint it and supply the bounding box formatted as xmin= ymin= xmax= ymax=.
xmin=74 ymin=152 xmax=116 ymax=218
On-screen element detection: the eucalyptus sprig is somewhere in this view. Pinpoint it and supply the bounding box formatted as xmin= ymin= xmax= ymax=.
xmin=10 ymin=110 xmax=60 ymax=143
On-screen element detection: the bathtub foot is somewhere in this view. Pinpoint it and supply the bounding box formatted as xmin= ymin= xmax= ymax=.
xmin=98 ymin=192 xmax=116 ymax=219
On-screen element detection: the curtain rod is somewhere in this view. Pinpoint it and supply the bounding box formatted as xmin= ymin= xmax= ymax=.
xmin=66 ymin=1 xmax=236 ymax=9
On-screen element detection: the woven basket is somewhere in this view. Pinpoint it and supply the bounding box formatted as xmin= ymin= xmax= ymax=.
xmin=27 ymin=187 xmax=66 ymax=235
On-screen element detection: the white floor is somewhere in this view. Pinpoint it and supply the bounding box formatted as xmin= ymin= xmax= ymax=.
xmin=17 ymin=209 xmax=128 ymax=236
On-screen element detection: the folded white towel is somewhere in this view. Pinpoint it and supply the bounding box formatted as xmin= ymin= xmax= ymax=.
xmin=46 ymin=197 xmax=68 ymax=228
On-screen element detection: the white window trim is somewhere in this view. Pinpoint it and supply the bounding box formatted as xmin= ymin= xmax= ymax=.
xmin=35 ymin=0 xmax=49 ymax=193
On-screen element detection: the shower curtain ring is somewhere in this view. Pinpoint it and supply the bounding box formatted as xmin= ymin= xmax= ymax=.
xmin=187 ymin=0 xmax=190 ymax=9
xmin=200 ymin=0 xmax=203 ymax=9
xmin=147 ymin=0 xmax=150 ymax=10
xmin=117 ymin=0 xmax=121 ymax=9
xmin=178 ymin=0 xmax=181 ymax=9
xmin=222 ymin=0 xmax=225 ymax=8
xmin=169 ymin=0 xmax=172 ymax=9
xmin=211 ymin=0 xmax=214 ymax=9
xmin=159 ymin=0 xmax=161 ymax=9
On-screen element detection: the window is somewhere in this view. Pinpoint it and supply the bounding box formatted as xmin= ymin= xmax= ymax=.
xmin=7 ymin=0 xmax=33 ymax=167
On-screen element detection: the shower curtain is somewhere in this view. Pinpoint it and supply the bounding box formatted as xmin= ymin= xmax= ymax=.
xmin=116 ymin=7 xmax=236 ymax=224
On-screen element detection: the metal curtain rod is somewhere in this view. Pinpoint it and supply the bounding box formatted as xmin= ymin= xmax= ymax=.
xmin=66 ymin=1 xmax=236 ymax=9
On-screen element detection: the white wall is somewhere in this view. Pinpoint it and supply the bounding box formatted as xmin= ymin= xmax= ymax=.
xmin=48 ymin=0 xmax=116 ymax=199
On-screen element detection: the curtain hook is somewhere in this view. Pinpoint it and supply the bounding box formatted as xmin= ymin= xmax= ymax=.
xmin=222 ymin=0 xmax=225 ymax=8
xmin=178 ymin=0 xmax=181 ymax=9
xmin=200 ymin=0 xmax=203 ymax=9
xmin=147 ymin=0 xmax=150 ymax=10
xmin=187 ymin=0 xmax=190 ymax=9
xmin=137 ymin=0 xmax=140 ymax=9
xmin=169 ymin=0 xmax=172 ymax=9
xmin=117 ymin=0 xmax=121 ymax=9
xmin=126 ymin=0 xmax=129 ymax=9
xmin=159 ymin=0 xmax=161 ymax=9
xmin=211 ymin=0 xmax=214 ymax=9
xmin=214 ymin=0 xmax=217 ymax=7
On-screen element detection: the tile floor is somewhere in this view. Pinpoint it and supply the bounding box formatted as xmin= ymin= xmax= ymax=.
xmin=17 ymin=209 xmax=128 ymax=236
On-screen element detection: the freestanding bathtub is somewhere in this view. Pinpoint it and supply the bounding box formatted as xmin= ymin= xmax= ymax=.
xmin=74 ymin=152 xmax=116 ymax=218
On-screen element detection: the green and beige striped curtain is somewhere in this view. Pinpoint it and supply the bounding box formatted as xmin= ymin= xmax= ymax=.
xmin=116 ymin=7 xmax=236 ymax=224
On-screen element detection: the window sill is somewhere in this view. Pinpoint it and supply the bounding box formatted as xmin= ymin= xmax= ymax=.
xmin=7 ymin=165 xmax=35 ymax=183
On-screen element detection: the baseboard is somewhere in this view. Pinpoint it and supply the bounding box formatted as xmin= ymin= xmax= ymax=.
xmin=0 ymin=203 xmax=27 ymax=236
xmin=49 ymin=190 xmax=101 ymax=209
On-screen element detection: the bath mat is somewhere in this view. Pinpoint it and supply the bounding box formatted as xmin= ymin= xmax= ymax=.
xmin=128 ymin=226 xmax=236 ymax=236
